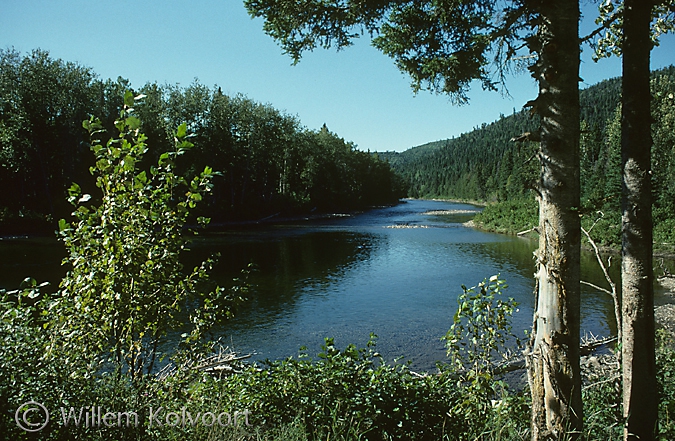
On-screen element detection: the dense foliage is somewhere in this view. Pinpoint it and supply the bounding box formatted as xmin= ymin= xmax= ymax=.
xmin=385 ymin=65 xmax=675 ymax=250
xmin=53 ymin=92 xmax=250 ymax=383
xmin=0 ymin=97 xmax=673 ymax=438
xmin=4 ymin=270 xmax=675 ymax=439
xmin=0 ymin=102 xmax=529 ymax=440
xmin=0 ymin=49 xmax=405 ymax=234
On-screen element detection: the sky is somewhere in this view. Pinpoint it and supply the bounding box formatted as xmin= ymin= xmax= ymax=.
xmin=1 ymin=1 xmax=674 ymax=153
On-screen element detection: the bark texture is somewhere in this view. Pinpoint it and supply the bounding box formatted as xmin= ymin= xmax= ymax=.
xmin=526 ymin=0 xmax=582 ymax=439
xmin=621 ymin=0 xmax=657 ymax=439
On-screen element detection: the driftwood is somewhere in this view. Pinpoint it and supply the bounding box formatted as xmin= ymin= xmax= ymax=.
xmin=195 ymin=352 xmax=253 ymax=373
xmin=158 ymin=335 xmax=619 ymax=382
xmin=158 ymin=346 xmax=254 ymax=380
xmin=580 ymin=335 xmax=617 ymax=356
xmin=494 ymin=335 xmax=617 ymax=374
xmin=516 ymin=227 xmax=538 ymax=236
xmin=411 ymin=335 xmax=617 ymax=379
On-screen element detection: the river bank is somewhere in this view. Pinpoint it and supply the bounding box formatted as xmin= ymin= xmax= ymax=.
xmin=454 ymin=206 xmax=675 ymax=386
xmin=655 ymin=276 xmax=675 ymax=335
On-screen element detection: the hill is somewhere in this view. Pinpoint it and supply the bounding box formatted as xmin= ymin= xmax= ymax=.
xmin=381 ymin=65 xmax=675 ymax=249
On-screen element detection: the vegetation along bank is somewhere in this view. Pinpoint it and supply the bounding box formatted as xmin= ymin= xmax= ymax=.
xmin=0 ymin=48 xmax=406 ymax=236
xmin=382 ymin=66 xmax=675 ymax=254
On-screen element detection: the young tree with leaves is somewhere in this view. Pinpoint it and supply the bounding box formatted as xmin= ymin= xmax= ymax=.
xmin=52 ymin=91 xmax=247 ymax=384
xmin=244 ymin=0 xmax=583 ymax=437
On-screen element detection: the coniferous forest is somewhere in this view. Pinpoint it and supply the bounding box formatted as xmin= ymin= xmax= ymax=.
xmin=0 ymin=48 xmax=406 ymax=235
xmin=2 ymin=48 xmax=675 ymax=441
xmin=381 ymin=65 xmax=675 ymax=250
xmin=5 ymin=46 xmax=672 ymax=248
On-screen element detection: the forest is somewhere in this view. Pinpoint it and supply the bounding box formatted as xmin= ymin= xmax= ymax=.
xmin=2 ymin=0 xmax=675 ymax=437
xmin=0 ymin=48 xmax=405 ymax=235
xmin=382 ymin=65 xmax=675 ymax=250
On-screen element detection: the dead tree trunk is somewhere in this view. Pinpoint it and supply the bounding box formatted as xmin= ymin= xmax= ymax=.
xmin=526 ymin=0 xmax=583 ymax=438
xmin=621 ymin=0 xmax=657 ymax=439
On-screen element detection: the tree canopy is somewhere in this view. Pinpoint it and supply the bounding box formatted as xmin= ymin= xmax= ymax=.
xmin=245 ymin=0 xmax=537 ymax=103
xmin=0 ymin=48 xmax=405 ymax=234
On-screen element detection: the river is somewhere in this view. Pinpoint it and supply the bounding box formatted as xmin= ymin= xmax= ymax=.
xmin=0 ymin=199 xmax=630 ymax=371
xmin=185 ymin=199 xmax=620 ymax=371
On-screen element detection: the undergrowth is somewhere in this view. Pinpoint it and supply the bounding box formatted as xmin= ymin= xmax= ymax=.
xmin=3 ymin=101 xmax=675 ymax=440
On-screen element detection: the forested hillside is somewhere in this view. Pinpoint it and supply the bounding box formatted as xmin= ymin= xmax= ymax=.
xmin=384 ymin=66 xmax=675 ymax=249
xmin=381 ymin=72 xmax=626 ymax=202
xmin=0 ymin=49 xmax=405 ymax=234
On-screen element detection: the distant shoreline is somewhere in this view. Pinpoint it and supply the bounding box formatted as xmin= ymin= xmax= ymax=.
xmin=405 ymin=197 xmax=488 ymax=207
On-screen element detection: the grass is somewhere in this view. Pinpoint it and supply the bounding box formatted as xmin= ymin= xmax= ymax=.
xmin=473 ymin=196 xmax=538 ymax=236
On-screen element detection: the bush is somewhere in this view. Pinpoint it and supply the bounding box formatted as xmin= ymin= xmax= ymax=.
xmin=50 ymin=91 xmax=245 ymax=384
xmin=0 ymin=93 xmax=247 ymax=440
xmin=474 ymin=196 xmax=538 ymax=235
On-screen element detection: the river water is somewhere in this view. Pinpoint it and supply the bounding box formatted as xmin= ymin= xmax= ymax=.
xmin=0 ymin=199 xmax=628 ymax=371
xmin=186 ymin=199 xmax=619 ymax=371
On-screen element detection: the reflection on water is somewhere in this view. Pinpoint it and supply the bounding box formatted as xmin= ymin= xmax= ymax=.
xmin=0 ymin=200 xmax=630 ymax=371
xmin=0 ymin=237 xmax=66 ymax=289
xmin=183 ymin=200 xmax=621 ymax=371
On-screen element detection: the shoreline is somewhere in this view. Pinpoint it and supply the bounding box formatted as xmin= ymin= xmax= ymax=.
xmin=406 ymin=197 xmax=487 ymax=207
xmin=463 ymin=212 xmax=675 ymax=340
xmin=466 ymin=216 xmax=675 ymax=260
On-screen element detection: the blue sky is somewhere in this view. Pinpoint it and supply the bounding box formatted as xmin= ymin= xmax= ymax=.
xmin=1 ymin=0 xmax=673 ymax=152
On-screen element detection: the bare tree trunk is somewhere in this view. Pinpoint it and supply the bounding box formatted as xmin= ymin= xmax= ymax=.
xmin=526 ymin=0 xmax=583 ymax=438
xmin=621 ymin=0 xmax=657 ymax=439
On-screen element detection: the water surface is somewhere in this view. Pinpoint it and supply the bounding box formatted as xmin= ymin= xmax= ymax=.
xmin=0 ymin=199 xmax=628 ymax=371
xmin=186 ymin=200 xmax=617 ymax=371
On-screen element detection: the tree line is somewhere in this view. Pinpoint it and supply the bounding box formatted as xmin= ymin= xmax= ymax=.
xmin=0 ymin=48 xmax=405 ymax=234
xmin=383 ymin=65 xmax=675 ymax=249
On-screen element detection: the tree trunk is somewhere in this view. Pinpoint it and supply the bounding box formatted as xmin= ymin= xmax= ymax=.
xmin=526 ymin=0 xmax=583 ymax=439
xmin=621 ymin=0 xmax=657 ymax=439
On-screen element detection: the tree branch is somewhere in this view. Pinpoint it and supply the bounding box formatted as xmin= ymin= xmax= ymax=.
xmin=581 ymin=225 xmax=621 ymax=349
xmin=581 ymin=280 xmax=612 ymax=295
xmin=580 ymin=9 xmax=622 ymax=44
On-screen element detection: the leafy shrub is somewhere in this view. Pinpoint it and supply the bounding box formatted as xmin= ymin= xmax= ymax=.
xmin=441 ymin=275 xmax=526 ymax=438
xmin=474 ymin=196 xmax=538 ymax=235
xmin=199 ymin=335 xmax=469 ymax=440
xmin=0 ymin=93 xmax=248 ymax=440
xmin=656 ymin=329 xmax=675 ymax=439
xmin=50 ymin=91 xmax=245 ymax=385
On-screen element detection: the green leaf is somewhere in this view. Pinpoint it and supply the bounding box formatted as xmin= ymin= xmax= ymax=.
xmin=68 ymin=182 xmax=81 ymax=198
xmin=126 ymin=116 xmax=141 ymax=130
xmin=123 ymin=90 xmax=135 ymax=107
xmin=175 ymin=123 xmax=188 ymax=139
xmin=20 ymin=277 xmax=36 ymax=289
xmin=135 ymin=171 xmax=148 ymax=186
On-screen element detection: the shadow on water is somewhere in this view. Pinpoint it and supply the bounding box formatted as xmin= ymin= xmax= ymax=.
xmin=467 ymin=238 xmax=620 ymax=337
xmin=0 ymin=237 xmax=66 ymax=290
xmin=186 ymin=229 xmax=376 ymax=329
xmin=0 ymin=199 xmax=657 ymax=372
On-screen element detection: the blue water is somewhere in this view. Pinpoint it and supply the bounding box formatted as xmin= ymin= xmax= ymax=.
xmin=0 ymin=199 xmax=626 ymax=371
xmin=186 ymin=199 xmax=617 ymax=371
